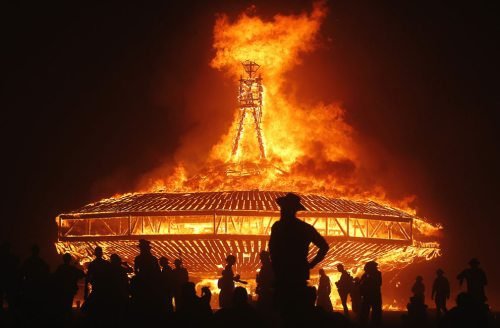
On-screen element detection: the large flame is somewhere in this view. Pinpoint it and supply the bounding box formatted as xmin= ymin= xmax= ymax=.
xmin=140 ymin=2 xmax=413 ymax=213
xmin=55 ymin=2 xmax=443 ymax=311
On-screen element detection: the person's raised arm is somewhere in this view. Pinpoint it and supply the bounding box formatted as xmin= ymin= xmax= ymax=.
xmin=309 ymin=227 xmax=329 ymax=269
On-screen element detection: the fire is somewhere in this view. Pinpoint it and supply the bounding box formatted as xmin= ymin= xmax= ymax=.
xmin=134 ymin=2 xmax=441 ymax=239
xmin=137 ymin=2 xmax=414 ymax=213
xmin=54 ymin=1 xmax=443 ymax=311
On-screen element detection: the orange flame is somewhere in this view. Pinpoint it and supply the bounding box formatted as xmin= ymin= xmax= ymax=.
xmin=74 ymin=2 xmax=441 ymax=271
xmin=138 ymin=2 xmax=413 ymax=213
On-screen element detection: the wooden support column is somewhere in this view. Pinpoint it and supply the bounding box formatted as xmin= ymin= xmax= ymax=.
xmin=128 ymin=215 xmax=131 ymax=236
xmin=213 ymin=211 xmax=216 ymax=235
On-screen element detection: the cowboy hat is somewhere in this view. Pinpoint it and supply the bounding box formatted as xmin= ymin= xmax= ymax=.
xmin=276 ymin=193 xmax=306 ymax=211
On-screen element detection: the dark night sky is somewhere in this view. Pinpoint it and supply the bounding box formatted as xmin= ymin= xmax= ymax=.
xmin=2 ymin=1 xmax=499 ymax=308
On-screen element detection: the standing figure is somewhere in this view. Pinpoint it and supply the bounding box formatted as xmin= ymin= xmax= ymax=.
xmin=218 ymin=254 xmax=247 ymax=309
xmin=134 ymin=239 xmax=160 ymax=276
xmin=83 ymin=246 xmax=111 ymax=320
xmin=335 ymin=263 xmax=354 ymax=316
xmin=52 ymin=253 xmax=84 ymax=320
xmin=109 ymin=253 xmax=132 ymax=317
xmin=412 ymin=276 xmax=425 ymax=304
xmin=132 ymin=239 xmax=161 ymax=319
xmin=269 ymin=193 xmax=329 ymax=323
xmin=316 ymin=268 xmax=333 ymax=312
xmin=457 ymin=258 xmax=487 ymax=304
xmin=255 ymin=250 xmax=274 ymax=312
xmin=172 ymin=258 xmax=189 ymax=310
xmin=407 ymin=275 xmax=427 ymax=323
xmin=432 ymin=269 xmax=450 ymax=317
xmin=20 ymin=245 xmax=50 ymax=321
xmin=359 ymin=261 xmax=382 ymax=326
xmin=159 ymin=256 xmax=174 ymax=314
xmin=200 ymin=286 xmax=212 ymax=308
xmin=174 ymin=282 xmax=213 ymax=326
xmin=0 ymin=242 xmax=20 ymax=314
xmin=350 ymin=277 xmax=362 ymax=315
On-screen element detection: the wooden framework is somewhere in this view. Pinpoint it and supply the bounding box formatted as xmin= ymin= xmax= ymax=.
xmin=55 ymin=190 xmax=442 ymax=276
xmin=58 ymin=214 xmax=412 ymax=243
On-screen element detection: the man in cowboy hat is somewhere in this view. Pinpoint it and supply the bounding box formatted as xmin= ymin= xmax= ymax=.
xmin=269 ymin=193 xmax=329 ymax=317
xmin=457 ymin=258 xmax=488 ymax=304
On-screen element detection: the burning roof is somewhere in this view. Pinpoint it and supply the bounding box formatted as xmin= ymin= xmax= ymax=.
xmin=65 ymin=191 xmax=414 ymax=219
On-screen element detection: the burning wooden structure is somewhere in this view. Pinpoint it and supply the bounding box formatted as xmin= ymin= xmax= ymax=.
xmin=56 ymin=190 xmax=439 ymax=277
xmin=55 ymin=7 xmax=442 ymax=280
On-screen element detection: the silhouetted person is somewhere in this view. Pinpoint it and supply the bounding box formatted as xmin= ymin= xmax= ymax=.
xmin=335 ymin=263 xmax=353 ymax=315
xmin=19 ymin=244 xmax=50 ymax=322
xmin=200 ymin=286 xmax=212 ymax=308
xmin=172 ymin=258 xmax=189 ymax=310
xmin=432 ymin=269 xmax=450 ymax=317
xmin=317 ymin=269 xmax=333 ymax=312
xmin=302 ymin=286 xmax=349 ymax=328
xmin=132 ymin=239 xmax=161 ymax=320
xmin=109 ymin=253 xmax=131 ymax=317
xmin=351 ymin=277 xmax=362 ymax=315
xmin=52 ymin=253 xmax=84 ymax=320
xmin=134 ymin=239 xmax=160 ymax=276
xmin=269 ymin=193 xmax=329 ymax=321
xmin=218 ymin=254 xmax=247 ymax=309
xmin=175 ymin=282 xmax=212 ymax=326
xmin=441 ymin=292 xmax=494 ymax=328
xmin=214 ymin=286 xmax=261 ymax=328
xmin=159 ymin=256 xmax=174 ymax=313
xmin=359 ymin=261 xmax=382 ymax=326
xmin=83 ymin=246 xmax=112 ymax=321
xmin=0 ymin=242 xmax=20 ymax=314
xmin=406 ymin=275 xmax=427 ymax=324
xmin=255 ymin=250 xmax=274 ymax=312
xmin=412 ymin=275 xmax=425 ymax=303
xmin=457 ymin=258 xmax=487 ymax=304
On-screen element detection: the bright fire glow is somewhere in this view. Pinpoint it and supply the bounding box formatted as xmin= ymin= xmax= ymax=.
xmin=141 ymin=2 xmax=423 ymax=215
xmin=56 ymin=1 xmax=443 ymax=311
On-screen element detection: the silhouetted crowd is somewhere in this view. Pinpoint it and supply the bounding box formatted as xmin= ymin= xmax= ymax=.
xmin=0 ymin=193 xmax=497 ymax=327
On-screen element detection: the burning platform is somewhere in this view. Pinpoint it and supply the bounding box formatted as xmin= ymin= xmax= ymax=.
xmin=55 ymin=190 xmax=439 ymax=278
xmin=56 ymin=3 xmax=442 ymax=282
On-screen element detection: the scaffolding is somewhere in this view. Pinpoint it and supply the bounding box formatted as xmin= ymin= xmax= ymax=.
xmin=232 ymin=60 xmax=266 ymax=159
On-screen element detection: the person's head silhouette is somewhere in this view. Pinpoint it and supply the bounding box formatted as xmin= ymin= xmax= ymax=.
xmin=226 ymin=254 xmax=236 ymax=266
xmin=364 ymin=260 xmax=378 ymax=273
xmin=436 ymin=268 xmax=444 ymax=276
xmin=416 ymin=275 xmax=423 ymax=282
xmin=469 ymin=258 xmax=480 ymax=268
xmin=62 ymin=253 xmax=72 ymax=264
xmin=319 ymin=268 xmax=327 ymax=277
xmin=174 ymin=258 xmax=183 ymax=269
xmin=276 ymin=193 xmax=306 ymax=219
xmin=337 ymin=263 xmax=345 ymax=272
xmin=110 ymin=253 xmax=121 ymax=265
xmin=138 ymin=239 xmax=151 ymax=253
xmin=94 ymin=246 xmax=103 ymax=258
xmin=159 ymin=256 xmax=169 ymax=268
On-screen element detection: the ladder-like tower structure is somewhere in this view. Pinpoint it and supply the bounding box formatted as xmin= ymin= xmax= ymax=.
xmin=231 ymin=60 xmax=266 ymax=159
